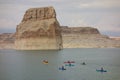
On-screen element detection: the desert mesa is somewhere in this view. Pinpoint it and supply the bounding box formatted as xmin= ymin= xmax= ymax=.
xmin=15 ymin=6 xmax=63 ymax=50
xmin=0 ymin=6 xmax=120 ymax=49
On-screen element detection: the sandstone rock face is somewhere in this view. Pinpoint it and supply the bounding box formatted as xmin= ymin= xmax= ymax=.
xmin=0 ymin=33 xmax=15 ymax=49
xmin=1 ymin=26 xmax=120 ymax=49
xmin=61 ymin=26 xmax=100 ymax=35
xmin=15 ymin=6 xmax=63 ymax=50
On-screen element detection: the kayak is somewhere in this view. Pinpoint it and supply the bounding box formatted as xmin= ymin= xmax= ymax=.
xmin=96 ymin=69 xmax=107 ymax=72
xmin=65 ymin=64 xmax=75 ymax=67
xmin=59 ymin=67 xmax=66 ymax=71
xmin=43 ymin=62 xmax=48 ymax=64
xmin=42 ymin=60 xmax=48 ymax=64
xmin=64 ymin=61 xmax=75 ymax=63
xmin=81 ymin=63 xmax=86 ymax=65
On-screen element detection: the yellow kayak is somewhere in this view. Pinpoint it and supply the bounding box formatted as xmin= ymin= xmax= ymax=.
xmin=42 ymin=60 xmax=48 ymax=64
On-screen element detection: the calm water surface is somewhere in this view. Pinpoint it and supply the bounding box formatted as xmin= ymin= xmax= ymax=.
xmin=0 ymin=48 xmax=120 ymax=80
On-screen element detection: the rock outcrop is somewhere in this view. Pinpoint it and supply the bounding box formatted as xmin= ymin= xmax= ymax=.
xmin=61 ymin=26 xmax=100 ymax=34
xmin=0 ymin=33 xmax=15 ymax=49
xmin=0 ymin=26 xmax=120 ymax=49
xmin=15 ymin=6 xmax=63 ymax=50
xmin=60 ymin=26 xmax=120 ymax=48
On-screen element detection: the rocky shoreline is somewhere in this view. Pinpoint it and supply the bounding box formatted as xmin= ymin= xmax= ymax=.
xmin=61 ymin=26 xmax=120 ymax=48
xmin=0 ymin=27 xmax=120 ymax=49
xmin=0 ymin=33 xmax=15 ymax=49
xmin=63 ymin=34 xmax=120 ymax=48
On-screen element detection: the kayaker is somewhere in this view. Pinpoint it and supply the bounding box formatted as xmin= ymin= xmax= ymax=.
xmin=82 ymin=62 xmax=86 ymax=65
xmin=101 ymin=67 xmax=104 ymax=71
xmin=62 ymin=66 xmax=64 ymax=69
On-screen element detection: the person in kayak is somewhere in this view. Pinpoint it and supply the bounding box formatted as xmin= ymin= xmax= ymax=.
xmin=101 ymin=67 xmax=104 ymax=71
xmin=82 ymin=62 xmax=86 ymax=65
xmin=60 ymin=66 xmax=66 ymax=70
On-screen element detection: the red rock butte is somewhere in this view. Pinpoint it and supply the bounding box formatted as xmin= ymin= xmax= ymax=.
xmin=15 ymin=6 xmax=63 ymax=50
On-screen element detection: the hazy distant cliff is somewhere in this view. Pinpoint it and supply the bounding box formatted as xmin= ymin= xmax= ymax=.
xmin=61 ymin=26 xmax=100 ymax=34
xmin=60 ymin=26 xmax=120 ymax=48
xmin=15 ymin=6 xmax=63 ymax=50
xmin=0 ymin=33 xmax=15 ymax=49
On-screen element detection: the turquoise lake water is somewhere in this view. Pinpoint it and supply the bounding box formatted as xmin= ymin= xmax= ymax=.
xmin=0 ymin=48 xmax=120 ymax=80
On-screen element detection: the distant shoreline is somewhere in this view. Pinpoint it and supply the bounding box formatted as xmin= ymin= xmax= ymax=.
xmin=0 ymin=33 xmax=120 ymax=49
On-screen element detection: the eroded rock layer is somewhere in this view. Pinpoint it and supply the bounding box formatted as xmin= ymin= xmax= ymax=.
xmin=61 ymin=26 xmax=100 ymax=34
xmin=15 ymin=6 xmax=63 ymax=50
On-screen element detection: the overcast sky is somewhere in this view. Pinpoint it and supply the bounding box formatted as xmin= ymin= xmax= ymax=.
xmin=0 ymin=0 xmax=120 ymax=36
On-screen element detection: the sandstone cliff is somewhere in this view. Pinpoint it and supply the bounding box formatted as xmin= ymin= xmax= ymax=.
xmin=60 ymin=26 xmax=120 ymax=48
xmin=61 ymin=26 xmax=100 ymax=34
xmin=15 ymin=6 xmax=63 ymax=50
xmin=0 ymin=26 xmax=120 ymax=49
xmin=0 ymin=33 xmax=15 ymax=49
